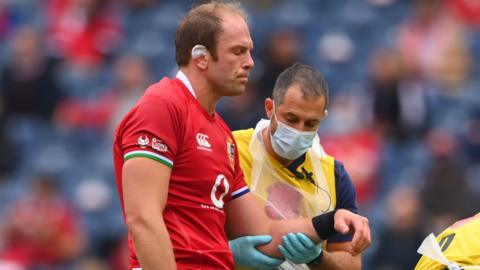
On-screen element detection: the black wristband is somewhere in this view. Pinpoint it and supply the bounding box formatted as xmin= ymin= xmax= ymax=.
xmin=307 ymin=250 xmax=324 ymax=267
xmin=311 ymin=210 xmax=337 ymax=240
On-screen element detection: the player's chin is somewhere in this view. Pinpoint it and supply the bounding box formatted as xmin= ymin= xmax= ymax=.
xmin=226 ymin=84 xmax=247 ymax=96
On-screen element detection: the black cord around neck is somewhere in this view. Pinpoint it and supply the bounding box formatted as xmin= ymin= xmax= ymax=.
xmin=292 ymin=170 xmax=305 ymax=179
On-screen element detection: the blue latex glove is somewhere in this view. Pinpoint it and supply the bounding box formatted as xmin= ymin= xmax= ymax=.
xmin=278 ymin=233 xmax=322 ymax=264
xmin=229 ymin=235 xmax=285 ymax=269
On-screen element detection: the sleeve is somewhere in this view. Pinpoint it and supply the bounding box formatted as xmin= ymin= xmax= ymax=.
xmin=121 ymin=98 xmax=182 ymax=169
xmin=229 ymin=136 xmax=249 ymax=201
xmin=328 ymin=160 xmax=359 ymax=243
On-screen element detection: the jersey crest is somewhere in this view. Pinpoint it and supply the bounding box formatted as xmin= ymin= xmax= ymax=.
xmin=227 ymin=137 xmax=235 ymax=170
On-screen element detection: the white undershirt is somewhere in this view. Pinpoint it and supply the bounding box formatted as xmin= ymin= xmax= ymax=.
xmin=176 ymin=70 xmax=196 ymax=98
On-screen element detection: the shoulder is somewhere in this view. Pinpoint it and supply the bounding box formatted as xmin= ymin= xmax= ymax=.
xmin=132 ymin=78 xmax=190 ymax=118
xmin=423 ymin=216 xmax=480 ymax=269
xmin=117 ymin=78 xmax=188 ymax=134
xmin=215 ymin=114 xmax=234 ymax=135
xmin=333 ymin=159 xmax=345 ymax=172
xmin=442 ymin=213 xmax=480 ymax=241
xmin=317 ymin=154 xmax=341 ymax=179
xmin=232 ymin=129 xmax=255 ymax=160
xmin=333 ymin=160 xmax=350 ymax=182
xmin=232 ymin=128 xmax=254 ymax=147
xmin=333 ymin=159 xmax=358 ymax=212
xmin=141 ymin=78 xmax=188 ymax=106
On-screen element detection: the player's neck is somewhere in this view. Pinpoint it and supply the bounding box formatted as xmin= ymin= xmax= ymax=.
xmin=262 ymin=127 xmax=295 ymax=167
xmin=180 ymin=68 xmax=220 ymax=116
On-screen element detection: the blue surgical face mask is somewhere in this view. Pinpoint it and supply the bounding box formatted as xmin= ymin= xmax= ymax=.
xmin=269 ymin=111 xmax=318 ymax=160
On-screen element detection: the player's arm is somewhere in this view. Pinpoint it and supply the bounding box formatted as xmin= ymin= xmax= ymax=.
xmin=123 ymin=157 xmax=176 ymax=270
xmin=225 ymin=192 xmax=317 ymax=258
xmin=225 ymin=192 xmax=370 ymax=258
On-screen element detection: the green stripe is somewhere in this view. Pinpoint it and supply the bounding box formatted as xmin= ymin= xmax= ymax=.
xmin=125 ymin=153 xmax=173 ymax=168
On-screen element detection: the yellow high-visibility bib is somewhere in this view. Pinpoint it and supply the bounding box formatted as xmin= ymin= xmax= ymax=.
xmin=233 ymin=119 xmax=337 ymax=270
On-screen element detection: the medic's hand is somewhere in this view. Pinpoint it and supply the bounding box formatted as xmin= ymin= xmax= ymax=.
xmin=278 ymin=233 xmax=322 ymax=264
xmin=334 ymin=209 xmax=371 ymax=256
xmin=229 ymin=235 xmax=285 ymax=269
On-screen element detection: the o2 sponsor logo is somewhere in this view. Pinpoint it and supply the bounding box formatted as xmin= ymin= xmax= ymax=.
xmin=210 ymin=174 xmax=229 ymax=209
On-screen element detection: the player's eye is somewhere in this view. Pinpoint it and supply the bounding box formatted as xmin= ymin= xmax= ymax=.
xmin=233 ymin=48 xmax=243 ymax=55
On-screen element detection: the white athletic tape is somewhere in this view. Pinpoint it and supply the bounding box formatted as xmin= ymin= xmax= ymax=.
xmin=191 ymin=44 xmax=207 ymax=59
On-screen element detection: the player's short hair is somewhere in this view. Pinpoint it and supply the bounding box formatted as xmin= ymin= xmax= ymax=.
xmin=175 ymin=1 xmax=247 ymax=67
xmin=272 ymin=63 xmax=329 ymax=109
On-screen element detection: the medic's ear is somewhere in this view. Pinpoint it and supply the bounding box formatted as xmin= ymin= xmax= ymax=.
xmin=191 ymin=44 xmax=208 ymax=69
xmin=265 ymin=98 xmax=274 ymax=119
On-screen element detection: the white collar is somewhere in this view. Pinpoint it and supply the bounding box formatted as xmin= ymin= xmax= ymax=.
xmin=176 ymin=70 xmax=196 ymax=98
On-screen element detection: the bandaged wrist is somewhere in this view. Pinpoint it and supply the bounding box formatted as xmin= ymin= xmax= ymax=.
xmin=311 ymin=210 xmax=337 ymax=240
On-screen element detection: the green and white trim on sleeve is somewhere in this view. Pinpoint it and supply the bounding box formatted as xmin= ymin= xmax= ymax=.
xmin=124 ymin=150 xmax=173 ymax=168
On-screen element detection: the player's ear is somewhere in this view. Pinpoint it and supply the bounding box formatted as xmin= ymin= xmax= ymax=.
xmin=191 ymin=44 xmax=208 ymax=70
xmin=265 ymin=98 xmax=274 ymax=119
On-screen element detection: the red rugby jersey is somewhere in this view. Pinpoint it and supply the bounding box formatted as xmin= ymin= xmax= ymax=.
xmin=113 ymin=76 xmax=249 ymax=269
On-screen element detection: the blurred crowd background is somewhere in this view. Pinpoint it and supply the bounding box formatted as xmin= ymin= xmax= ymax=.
xmin=0 ymin=0 xmax=479 ymax=269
